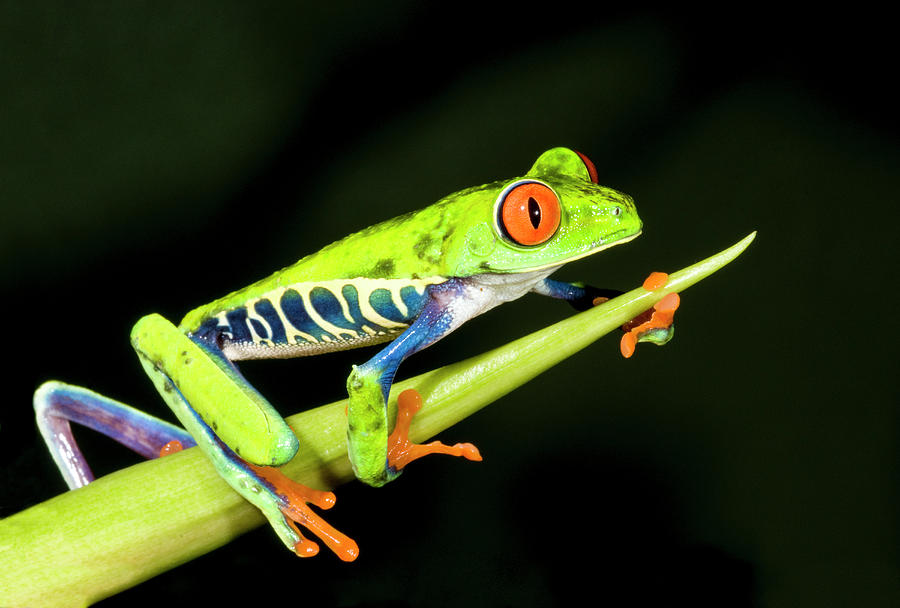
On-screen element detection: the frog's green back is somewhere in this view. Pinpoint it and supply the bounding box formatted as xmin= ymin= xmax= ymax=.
xmin=279 ymin=182 xmax=501 ymax=282
xmin=180 ymin=182 xmax=497 ymax=331
xmin=179 ymin=148 xmax=641 ymax=337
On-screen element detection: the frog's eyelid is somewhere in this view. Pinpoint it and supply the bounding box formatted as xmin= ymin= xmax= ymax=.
xmin=574 ymin=150 xmax=599 ymax=184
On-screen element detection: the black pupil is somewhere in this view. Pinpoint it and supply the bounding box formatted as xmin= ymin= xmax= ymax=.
xmin=528 ymin=197 xmax=541 ymax=229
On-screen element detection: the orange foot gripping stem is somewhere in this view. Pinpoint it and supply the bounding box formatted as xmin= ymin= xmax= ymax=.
xmin=159 ymin=437 xmax=359 ymax=561
xmin=248 ymin=462 xmax=360 ymax=561
xmin=619 ymin=272 xmax=680 ymax=358
xmin=387 ymin=389 xmax=482 ymax=471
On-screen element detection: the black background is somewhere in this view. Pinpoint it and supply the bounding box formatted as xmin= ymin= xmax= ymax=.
xmin=1 ymin=4 xmax=897 ymax=606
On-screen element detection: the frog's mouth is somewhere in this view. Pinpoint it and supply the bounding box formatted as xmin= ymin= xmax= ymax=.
xmin=591 ymin=228 xmax=640 ymax=251
xmin=523 ymin=228 xmax=642 ymax=272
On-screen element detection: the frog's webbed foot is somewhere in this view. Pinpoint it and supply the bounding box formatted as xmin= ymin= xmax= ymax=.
xmin=387 ymin=389 xmax=482 ymax=472
xmin=162 ymin=439 xmax=359 ymax=561
xmin=617 ymin=272 xmax=679 ymax=358
xmin=247 ymin=462 xmax=359 ymax=561
xmin=573 ymin=271 xmax=678 ymax=357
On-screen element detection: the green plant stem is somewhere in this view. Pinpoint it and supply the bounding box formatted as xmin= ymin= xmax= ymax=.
xmin=0 ymin=232 xmax=755 ymax=607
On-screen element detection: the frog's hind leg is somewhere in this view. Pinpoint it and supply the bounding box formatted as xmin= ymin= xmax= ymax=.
xmin=34 ymin=381 xmax=195 ymax=489
xmin=128 ymin=313 xmax=358 ymax=560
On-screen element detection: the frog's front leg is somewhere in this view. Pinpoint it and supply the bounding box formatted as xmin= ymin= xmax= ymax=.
xmin=532 ymin=277 xmax=625 ymax=311
xmin=534 ymin=277 xmax=678 ymax=356
xmin=346 ymin=279 xmax=486 ymax=487
xmin=130 ymin=314 xmax=358 ymax=560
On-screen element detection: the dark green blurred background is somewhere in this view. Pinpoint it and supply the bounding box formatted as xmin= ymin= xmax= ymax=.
xmin=2 ymin=4 xmax=896 ymax=606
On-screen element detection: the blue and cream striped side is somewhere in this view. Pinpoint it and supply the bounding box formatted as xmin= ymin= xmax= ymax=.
xmin=191 ymin=277 xmax=445 ymax=360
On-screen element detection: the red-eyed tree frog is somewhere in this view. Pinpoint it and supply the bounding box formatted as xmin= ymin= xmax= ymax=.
xmin=34 ymin=147 xmax=674 ymax=561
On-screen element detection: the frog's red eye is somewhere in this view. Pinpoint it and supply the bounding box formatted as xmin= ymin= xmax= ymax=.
xmin=574 ymin=150 xmax=599 ymax=184
xmin=499 ymin=181 xmax=561 ymax=246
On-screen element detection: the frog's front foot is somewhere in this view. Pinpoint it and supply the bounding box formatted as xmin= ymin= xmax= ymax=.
xmin=387 ymin=389 xmax=482 ymax=472
xmin=618 ymin=272 xmax=679 ymax=358
xmin=347 ymin=366 xmax=482 ymax=486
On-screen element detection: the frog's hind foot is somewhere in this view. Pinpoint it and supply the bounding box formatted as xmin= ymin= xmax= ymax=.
xmin=247 ymin=462 xmax=359 ymax=561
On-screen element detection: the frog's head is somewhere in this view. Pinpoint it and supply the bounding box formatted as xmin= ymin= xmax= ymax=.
xmin=451 ymin=147 xmax=642 ymax=275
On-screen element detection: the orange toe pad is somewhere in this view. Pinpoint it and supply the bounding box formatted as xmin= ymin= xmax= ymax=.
xmin=387 ymin=389 xmax=482 ymax=471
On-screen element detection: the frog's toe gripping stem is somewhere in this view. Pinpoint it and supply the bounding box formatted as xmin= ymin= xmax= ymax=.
xmin=533 ymin=275 xmax=678 ymax=358
xmin=248 ymin=463 xmax=359 ymax=561
xmin=619 ymin=273 xmax=679 ymax=358
xmin=387 ymin=389 xmax=482 ymax=472
xmin=157 ymin=437 xmax=359 ymax=560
